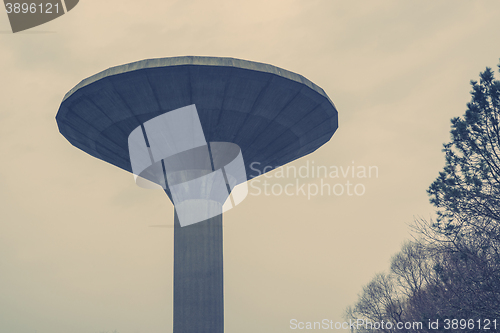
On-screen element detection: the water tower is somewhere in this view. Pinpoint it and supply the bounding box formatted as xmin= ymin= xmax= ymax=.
xmin=56 ymin=56 xmax=338 ymax=333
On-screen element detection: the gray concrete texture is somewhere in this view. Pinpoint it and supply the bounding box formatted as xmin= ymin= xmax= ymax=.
xmin=173 ymin=211 xmax=223 ymax=333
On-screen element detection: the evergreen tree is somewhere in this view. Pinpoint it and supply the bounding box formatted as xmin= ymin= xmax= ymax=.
xmin=428 ymin=63 xmax=500 ymax=234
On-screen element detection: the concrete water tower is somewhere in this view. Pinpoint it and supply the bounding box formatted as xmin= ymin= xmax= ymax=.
xmin=56 ymin=56 xmax=338 ymax=333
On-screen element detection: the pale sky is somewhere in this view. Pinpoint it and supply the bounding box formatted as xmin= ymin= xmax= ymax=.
xmin=1 ymin=1 xmax=500 ymax=332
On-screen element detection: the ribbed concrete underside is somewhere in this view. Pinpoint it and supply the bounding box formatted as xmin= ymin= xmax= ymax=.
xmin=56 ymin=56 xmax=338 ymax=193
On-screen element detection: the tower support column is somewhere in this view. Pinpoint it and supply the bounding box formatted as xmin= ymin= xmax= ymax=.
xmin=173 ymin=210 xmax=224 ymax=333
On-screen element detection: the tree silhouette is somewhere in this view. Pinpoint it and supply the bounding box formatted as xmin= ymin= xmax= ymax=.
xmin=347 ymin=61 xmax=500 ymax=332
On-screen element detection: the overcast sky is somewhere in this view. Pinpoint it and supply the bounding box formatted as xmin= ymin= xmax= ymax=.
xmin=2 ymin=1 xmax=500 ymax=332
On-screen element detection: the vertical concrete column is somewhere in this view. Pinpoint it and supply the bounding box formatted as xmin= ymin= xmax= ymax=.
xmin=173 ymin=210 xmax=224 ymax=333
